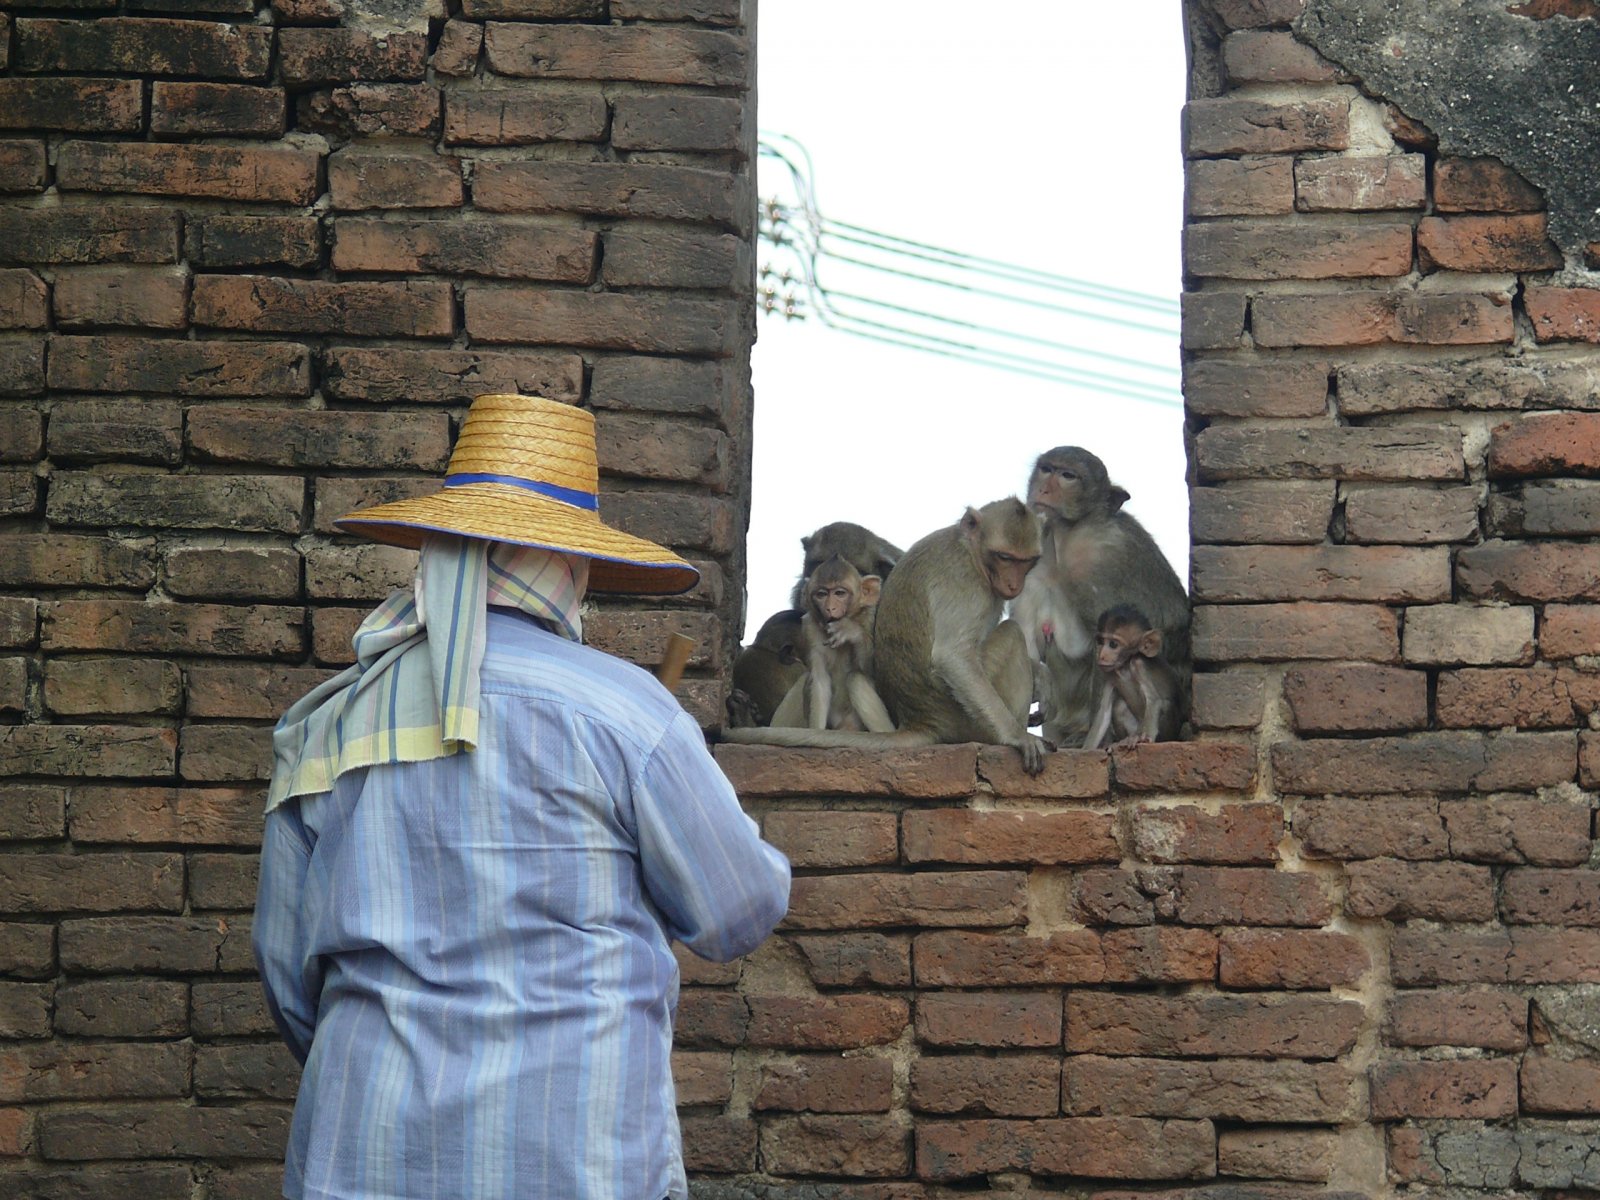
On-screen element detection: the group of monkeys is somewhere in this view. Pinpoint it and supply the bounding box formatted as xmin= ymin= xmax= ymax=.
xmin=723 ymin=446 xmax=1191 ymax=775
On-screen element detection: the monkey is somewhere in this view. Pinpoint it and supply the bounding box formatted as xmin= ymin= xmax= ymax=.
xmin=789 ymin=522 xmax=904 ymax=611
xmin=725 ymin=498 xmax=1049 ymax=775
xmin=1082 ymin=604 xmax=1183 ymax=750
xmin=726 ymin=609 xmax=805 ymax=728
xmin=769 ymin=556 xmax=894 ymax=733
xmin=1009 ymin=446 xmax=1190 ymax=748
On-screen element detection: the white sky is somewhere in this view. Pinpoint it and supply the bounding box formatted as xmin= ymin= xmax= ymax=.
xmin=744 ymin=3 xmax=1189 ymax=637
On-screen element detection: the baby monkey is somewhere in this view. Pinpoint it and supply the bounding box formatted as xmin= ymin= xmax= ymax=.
xmin=1082 ymin=603 xmax=1182 ymax=750
xmin=772 ymin=555 xmax=895 ymax=733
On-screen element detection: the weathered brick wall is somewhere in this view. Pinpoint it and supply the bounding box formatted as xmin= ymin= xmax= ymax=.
xmin=0 ymin=0 xmax=752 ymax=1194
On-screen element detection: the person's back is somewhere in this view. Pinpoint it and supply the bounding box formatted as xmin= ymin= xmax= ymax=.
xmin=257 ymin=610 xmax=788 ymax=1200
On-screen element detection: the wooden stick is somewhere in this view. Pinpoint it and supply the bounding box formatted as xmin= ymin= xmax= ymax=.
xmin=655 ymin=632 xmax=696 ymax=691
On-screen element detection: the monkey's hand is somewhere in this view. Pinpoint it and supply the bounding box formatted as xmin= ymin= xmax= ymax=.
xmin=824 ymin=622 xmax=859 ymax=650
xmin=1012 ymin=731 xmax=1049 ymax=776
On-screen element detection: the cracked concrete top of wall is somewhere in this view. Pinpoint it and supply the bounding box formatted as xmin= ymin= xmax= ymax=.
xmin=1296 ymin=0 xmax=1600 ymax=258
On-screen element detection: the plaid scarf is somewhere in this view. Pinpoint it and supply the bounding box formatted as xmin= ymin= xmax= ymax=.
xmin=266 ymin=535 xmax=586 ymax=812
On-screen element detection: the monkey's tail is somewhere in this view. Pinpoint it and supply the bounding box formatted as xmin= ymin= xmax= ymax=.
xmin=719 ymin=727 xmax=935 ymax=750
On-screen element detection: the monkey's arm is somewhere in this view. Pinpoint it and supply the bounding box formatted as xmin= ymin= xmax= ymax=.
xmin=1082 ymin=681 xmax=1114 ymax=751
xmin=805 ymin=648 xmax=832 ymax=732
xmin=846 ymin=672 xmax=896 ymax=734
xmin=930 ymin=639 xmax=1045 ymax=773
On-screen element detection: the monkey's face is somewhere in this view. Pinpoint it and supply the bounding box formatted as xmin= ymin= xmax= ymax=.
xmin=1030 ymin=452 xmax=1097 ymax=522
xmin=985 ymin=549 xmax=1039 ymax=601
xmin=812 ymin=584 xmax=856 ymax=623
xmin=1096 ymin=627 xmax=1139 ymax=671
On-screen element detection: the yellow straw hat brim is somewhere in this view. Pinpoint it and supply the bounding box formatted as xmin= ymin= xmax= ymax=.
xmin=332 ymin=393 xmax=700 ymax=596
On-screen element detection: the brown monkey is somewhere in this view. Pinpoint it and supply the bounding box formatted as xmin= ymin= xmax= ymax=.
xmin=726 ymin=609 xmax=805 ymax=728
xmin=1010 ymin=447 xmax=1189 ymax=748
xmin=789 ymin=522 xmax=904 ymax=610
xmin=1082 ymin=604 xmax=1182 ymax=750
xmin=770 ymin=556 xmax=894 ymax=732
xmin=726 ymin=498 xmax=1048 ymax=775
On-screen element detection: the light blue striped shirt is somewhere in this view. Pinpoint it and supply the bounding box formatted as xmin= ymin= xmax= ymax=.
xmin=253 ymin=609 xmax=790 ymax=1200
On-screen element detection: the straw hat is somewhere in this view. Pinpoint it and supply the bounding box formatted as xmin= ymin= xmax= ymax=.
xmin=335 ymin=394 xmax=700 ymax=595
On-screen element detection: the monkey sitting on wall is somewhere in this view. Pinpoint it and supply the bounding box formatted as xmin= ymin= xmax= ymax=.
xmin=725 ymin=498 xmax=1048 ymax=775
xmin=770 ymin=556 xmax=894 ymax=733
xmin=1082 ymin=604 xmax=1182 ymax=750
xmin=727 ymin=609 xmax=806 ymax=728
xmin=790 ymin=521 xmax=903 ymax=610
xmin=1010 ymin=446 xmax=1190 ymax=747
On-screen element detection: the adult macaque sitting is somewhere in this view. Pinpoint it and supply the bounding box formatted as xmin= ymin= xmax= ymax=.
xmin=1082 ymin=604 xmax=1182 ymax=750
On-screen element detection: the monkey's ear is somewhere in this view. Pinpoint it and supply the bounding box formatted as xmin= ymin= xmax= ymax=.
xmin=800 ymin=534 xmax=814 ymax=554
xmin=859 ymin=575 xmax=882 ymax=605
xmin=961 ymin=507 xmax=981 ymax=532
xmin=1107 ymin=485 xmax=1130 ymax=513
xmin=1138 ymin=628 xmax=1164 ymax=658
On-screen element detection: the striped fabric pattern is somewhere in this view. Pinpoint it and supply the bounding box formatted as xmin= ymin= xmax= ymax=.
xmin=267 ymin=536 xmax=586 ymax=812
xmin=254 ymin=608 xmax=791 ymax=1200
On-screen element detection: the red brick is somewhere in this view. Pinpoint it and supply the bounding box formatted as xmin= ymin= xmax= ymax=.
xmin=1186 ymin=156 xmax=1294 ymax=217
xmin=36 ymin=1102 xmax=288 ymax=1160
xmin=1344 ymin=484 xmax=1481 ymax=544
xmin=0 ymin=531 xmax=154 ymax=589
xmin=0 ymin=852 xmax=182 ymax=912
xmin=1295 ymin=153 xmax=1426 ymax=211
xmin=1169 ymin=866 xmax=1331 ymax=926
xmin=192 ymin=981 xmax=272 ymax=1036
xmin=1252 ymin=288 xmax=1514 ymax=348
xmin=1434 ymin=156 xmax=1544 ymax=212
xmin=53 ymin=266 xmax=188 ymax=330
xmin=976 ymin=746 xmax=1109 ymax=797
xmin=186 ymin=215 xmax=319 ymax=270
xmin=910 ymin=1057 xmax=1058 ymax=1117
xmin=1067 ymin=992 xmax=1361 ymax=1058
xmin=311 ymin=606 xmax=366 ymax=665
xmin=913 ymin=930 xmax=1104 ymax=987
xmin=0 ymin=724 xmax=175 ymax=778
xmin=277 ymin=28 xmax=427 ymax=85
xmin=784 ymin=870 xmax=1024 ymax=930
xmin=1346 ymin=858 xmax=1495 ymax=921
xmin=1387 ymin=990 xmax=1528 ymax=1049
xmin=0 ymin=982 xmax=52 ymax=1037
xmin=0 ymin=600 xmax=38 ymax=650
xmin=303 ymin=543 xmax=415 ymax=600
xmin=329 ymin=147 xmax=463 ymax=210
xmin=673 ymin=991 xmax=747 ymax=1046
xmin=754 ymin=1055 xmax=894 ymax=1113
xmin=761 ymin=1114 xmax=908 ymax=1178
xmin=193 ymin=275 xmax=453 ymax=338
xmin=1223 ymin=28 xmax=1341 ymax=81
xmin=1064 ymin=1054 xmax=1358 ymax=1122
xmin=788 ymin=933 xmax=909 ymax=989
xmin=1195 ymin=424 xmax=1463 ymax=481
xmin=58 ymin=141 xmax=317 ymax=203
xmin=671 ymin=1049 xmax=731 ymax=1107
xmin=16 ymin=16 xmax=268 ymax=77
xmin=1393 ymin=927 xmax=1600 ymax=984
xmin=1458 ymin=541 xmax=1600 ymax=602
xmin=432 ymin=20 xmax=482 ymax=75
xmin=320 ymin=346 xmax=582 ymax=404
xmin=915 ymin=1116 xmax=1214 ymax=1181
xmin=195 ymin=1042 xmax=300 ymax=1101
xmin=1283 ymin=663 xmax=1427 ymax=734
xmin=678 ymin=1115 xmax=755 ymax=1173
xmin=1436 ymin=666 xmax=1600 ymax=729
xmin=612 ymin=92 xmax=744 ymax=153
xmin=1190 ymin=481 xmax=1334 ymax=544
xmin=179 ymin=724 xmax=272 ymax=782
xmin=150 ymin=82 xmax=284 ymax=137
xmin=297 ymin=82 xmax=441 ymax=139
xmin=191 ymin=407 xmax=446 ymax=473
xmin=1190 ymin=670 xmax=1266 ymax=730
xmin=46 ymin=473 xmax=303 ymax=532
xmin=0 ymin=337 xmax=42 ymax=395
xmin=48 ymin=397 xmax=181 ymax=464
xmin=916 ymin=991 xmax=1061 ymax=1048
xmin=1521 ymin=1055 xmax=1600 ymax=1114
xmin=1501 ymin=868 xmax=1600 ymax=925
xmin=1194 ymin=544 xmax=1450 ymax=603
xmin=1102 ymin=928 xmax=1219 ymax=984
xmin=460 ymin=0 xmax=602 ymax=16
xmin=442 ymin=86 xmax=606 ymax=145
xmin=1548 ymin=604 xmax=1600 ymax=662
xmin=1220 ymin=929 xmax=1369 ymax=989
xmin=1129 ymin=803 xmax=1281 ymax=865
xmin=1182 ymin=290 xmax=1246 ymax=349
xmin=0 ymin=77 xmax=141 ymax=133
xmin=0 ymin=1041 xmax=189 ymax=1101
xmin=716 ymin=744 xmax=976 ymax=798
xmin=44 ymin=600 xmax=304 ymax=658
xmin=1441 ymin=796 xmax=1592 ymax=865
xmin=613 ymin=0 xmax=741 ymax=19
xmin=1184 ymin=359 xmax=1328 ymax=419
xmin=1338 ymin=356 xmax=1600 ymax=415
xmin=745 ymin=994 xmax=907 ymax=1049
xmin=1296 ymin=797 xmax=1444 ymax=861
xmin=483 ymin=24 xmax=747 ymax=86
xmin=0 ymin=787 xmax=63 ymax=841
xmin=1273 ymin=731 xmax=1575 ymax=794
xmin=0 ymin=140 xmax=48 ymax=192
xmin=464 ymin=286 xmax=733 ymax=355
xmin=0 ymin=469 xmax=34 ymax=516
xmin=54 ymin=979 xmax=187 ymax=1037
xmin=43 ymin=658 xmax=181 ymax=716
xmin=601 ymin=225 xmax=746 ymax=291
xmin=0 ymin=208 xmax=179 ymax=266
xmin=1490 ymin=411 xmax=1600 ymax=478
xmin=0 ymin=658 xmax=22 ymax=714
xmin=188 ymin=852 xmax=259 ymax=910
xmin=1404 ymin=604 xmax=1536 ymax=666
xmin=1370 ymin=1059 xmax=1517 ymax=1119
xmin=902 ymin=809 xmax=1117 ymax=865
xmin=1184 ymin=97 xmax=1348 ymax=155
xmin=0 ymin=1106 xmax=31 ymax=1155
xmin=1109 ymin=741 xmax=1256 ymax=792
xmin=595 ymin=412 xmax=731 ymax=490
xmin=473 ymin=159 xmax=746 ymax=229
xmin=1498 ymin=480 xmax=1600 ymax=537
xmin=760 ymin=810 xmax=896 ymax=869
xmin=1218 ymin=1128 xmax=1337 ymax=1181
xmin=601 ymin=489 xmax=738 ymax=555
xmin=165 ymin=546 xmax=301 ymax=602
xmin=1418 ymin=213 xmax=1561 ymax=272
xmin=1186 ymin=218 xmax=1411 ymax=280
xmin=1528 ymin=287 xmax=1600 ymax=343
xmin=49 ymin=335 xmax=309 ymax=396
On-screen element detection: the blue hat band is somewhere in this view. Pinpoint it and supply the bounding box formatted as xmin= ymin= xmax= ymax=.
xmin=444 ymin=473 xmax=599 ymax=512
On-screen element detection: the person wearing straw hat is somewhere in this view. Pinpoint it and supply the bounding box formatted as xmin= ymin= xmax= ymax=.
xmin=252 ymin=393 xmax=790 ymax=1200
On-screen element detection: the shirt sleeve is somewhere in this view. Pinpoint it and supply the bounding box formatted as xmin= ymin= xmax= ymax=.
xmin=632 ymin=710 xmax=791 ymax=963
xmin=252 ymin=800 xmax=323 ymax=1066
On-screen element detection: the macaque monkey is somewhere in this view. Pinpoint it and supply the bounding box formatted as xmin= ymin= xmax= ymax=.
xmin=1010 ymin=446 xmax=1190 ymax=747
xmin=727 ymin=609 xmax=806 ymax=728
xmin=1082 ymin=605 xmax=1182 ymax=750
xmin=770 ymin=556 xmax=894 ymax=733
xmin=726 ymin=498 xmax=1049 ymax=775
xmin=790 ymin=522 xmax=904 ymax=610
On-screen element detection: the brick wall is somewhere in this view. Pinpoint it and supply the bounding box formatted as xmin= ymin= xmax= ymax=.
xmin=0 ymin=0 xmax=752 ymax=1194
